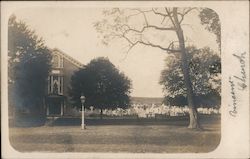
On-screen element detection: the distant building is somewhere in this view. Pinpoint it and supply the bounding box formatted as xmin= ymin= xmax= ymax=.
xmin=45 ymin=48 xmax=84 ymax=116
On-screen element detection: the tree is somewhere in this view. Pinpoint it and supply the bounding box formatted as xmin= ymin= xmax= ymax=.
xmin=94 ymin=7 xmax=220 ymax=129
xmin=70 ymin=57 xmax=132 ymax=118
xmin=199 ymin=8 xmax=221 ymax=50
xmin=8 ymin=15 xmax=52 ymax=116
xmin=160 ymin=46 xmax=221 ymax=102
xmin=160 ymin=47 xmax=221 ymax=108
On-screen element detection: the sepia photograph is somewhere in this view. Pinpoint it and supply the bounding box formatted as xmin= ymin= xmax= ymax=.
xmin=1 ymin=1 xmax=249 ymax=159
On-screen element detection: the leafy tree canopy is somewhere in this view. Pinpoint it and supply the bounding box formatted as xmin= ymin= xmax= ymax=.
xmin=8 ymin=15 xmax=51 ymax=113
xmin=199 ymin=8 xmax=221 ymax=49
xmin=160 ymin=46 xmax=221 ymax=108
xmin=70 ymin=57 xmax=132 ymax=111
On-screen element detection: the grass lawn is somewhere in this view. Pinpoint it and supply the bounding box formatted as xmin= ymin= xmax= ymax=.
xmin=9 ymin=115 xmax=220 ymax=153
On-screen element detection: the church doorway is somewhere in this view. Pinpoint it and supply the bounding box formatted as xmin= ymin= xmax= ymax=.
xmin=46 ymin=96 xmax=64 ymax=116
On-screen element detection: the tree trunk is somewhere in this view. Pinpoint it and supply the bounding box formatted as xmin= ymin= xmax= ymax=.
xmin=173 ymin=8 xmax=201 ymax=129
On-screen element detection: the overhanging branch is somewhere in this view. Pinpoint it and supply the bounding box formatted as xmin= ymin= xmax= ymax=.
xmin=152 ymin=8 xmax=168 ymax=17
xmin=139 ymin=41 xmax=181 ymax=53
xmin=122 ymin=24 xmax=175 ymax=35
xmin=110 ymin=31 xmax=181 ymax=54
xmin=178 ymin=8 xmax=196 ymax=24
xmin=165 ymin=8 xmax=177 ymax=29
xmin=130 ymin=9 xmax=150 ymax=26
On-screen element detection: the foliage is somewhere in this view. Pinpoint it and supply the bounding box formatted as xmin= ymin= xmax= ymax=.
xmin=164 ymin=91 xmax=220 ymax=108
xmin=160 ymin=46 xmax=221 ymax=107
xmin=8 ymin=15 xmax=52 ymax=114
xmin=70 ymin=57 xmax=132 ymax=111
xmin=199 ymin=8 xmax=221 ymax=49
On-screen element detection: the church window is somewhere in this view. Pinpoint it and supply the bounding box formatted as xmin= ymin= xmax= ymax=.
xmin=53 ymin=82 xmax=58 ymax=94
xmin=52 ymin=55 xmax=59 ymax=68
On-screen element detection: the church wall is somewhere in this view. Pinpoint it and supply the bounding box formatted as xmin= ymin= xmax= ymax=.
xmin=62 ymin=57 xmax=82 ymax=115
xmin=46 ymin=49 xmax=83 ymax=116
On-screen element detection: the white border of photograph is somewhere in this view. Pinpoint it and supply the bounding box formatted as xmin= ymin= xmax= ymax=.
xmin=1 ymin=1 xmax=249 ymax=159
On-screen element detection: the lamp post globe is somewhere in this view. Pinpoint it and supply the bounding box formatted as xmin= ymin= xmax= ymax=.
xmin=80 ymin=95 xmax=85 ymax=104
xmin=80 ymin=95 xmax=86 ymax=130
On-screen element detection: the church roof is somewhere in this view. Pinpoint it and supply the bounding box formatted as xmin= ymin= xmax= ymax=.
xmin=50 ymin=48 xmax=85 ymax=68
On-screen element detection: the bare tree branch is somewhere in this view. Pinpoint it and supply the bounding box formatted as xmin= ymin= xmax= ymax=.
xmin=161 ymin=16 xmax=167 ymax=24
xmin=178 ymin=8 xmax=196 ymax=24
xmin=98 ymin=8 xmax=185 ymax=55
xmin=110 ymin=30 xmax=181 ymax=54
xmin=165 ymin=8 xmax=177 ymax=29
xmin=130 ymin=9 xmax=150 ymax=26
xmin=122 ymin=24 xmax=175 ymax=36
xmin=152 ymin=8 xmax=168 ymax=17
xmin=138 ymin=40 xmax=181 ymax=53
xmin=127 ymin=12 xmax=142 ymax=19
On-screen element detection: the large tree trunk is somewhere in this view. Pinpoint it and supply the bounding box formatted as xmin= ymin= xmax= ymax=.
xmin=173 ymin=8 xmax=201 ymax=129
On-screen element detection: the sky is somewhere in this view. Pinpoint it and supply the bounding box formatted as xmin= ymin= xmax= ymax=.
xmin=13 ymin=7 xmax=219 ymax=97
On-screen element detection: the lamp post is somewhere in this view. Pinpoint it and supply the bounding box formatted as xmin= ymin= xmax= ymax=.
xmin=80 ymin=95 xmax=86 ymax=130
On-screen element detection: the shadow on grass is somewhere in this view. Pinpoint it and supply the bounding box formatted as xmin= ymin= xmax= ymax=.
xmin=9 ymin=114 xmax=220 ymax=128
xmin=52 ymin=118 xmax=189 ymax=126
xmin=10 ymin=116 xmax=46 ymax=127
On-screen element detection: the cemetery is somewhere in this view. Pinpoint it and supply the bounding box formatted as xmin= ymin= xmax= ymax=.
xmin=69 ymin=104 xmax=220 ymax=119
